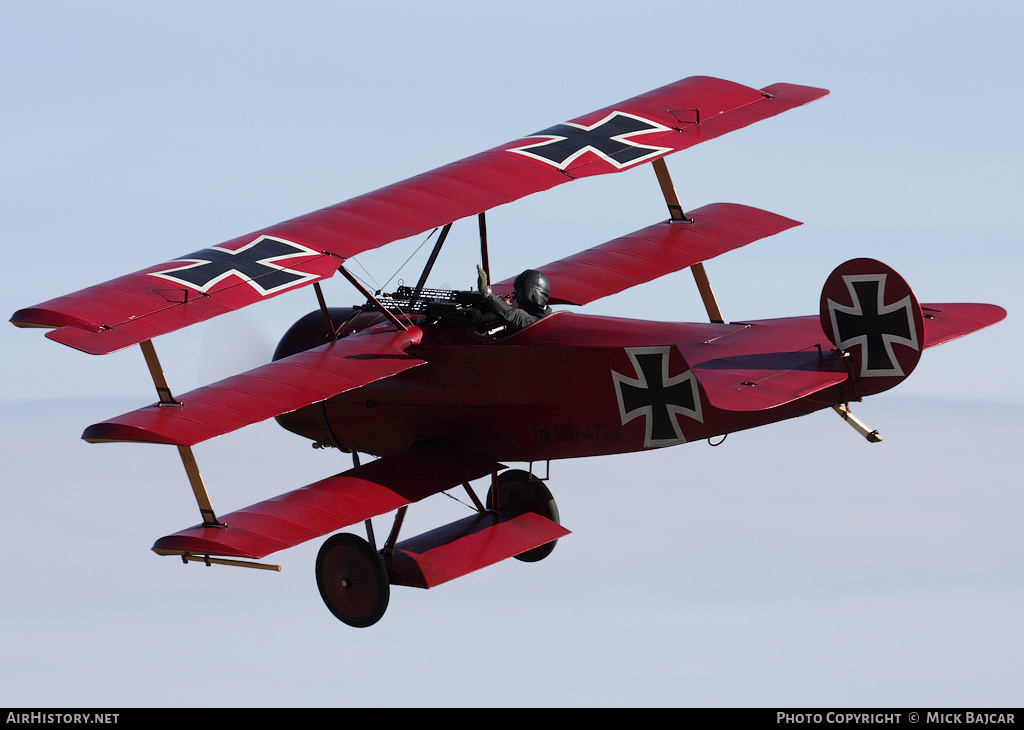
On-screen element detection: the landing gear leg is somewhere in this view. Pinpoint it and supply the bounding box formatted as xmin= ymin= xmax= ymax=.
xmin=315 ymin=533 xmax=390 ymax=627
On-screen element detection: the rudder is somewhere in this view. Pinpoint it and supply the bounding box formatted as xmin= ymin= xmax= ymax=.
xmin=819 ymin=258 xmax=924 ymax=385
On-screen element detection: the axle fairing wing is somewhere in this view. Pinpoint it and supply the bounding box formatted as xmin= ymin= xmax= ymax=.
xmin=12 ymin=77 xmax=827 ymax=355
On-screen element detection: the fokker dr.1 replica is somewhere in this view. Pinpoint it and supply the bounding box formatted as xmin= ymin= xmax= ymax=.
xmin=12 ymin=76 xmax=1005 ymax=627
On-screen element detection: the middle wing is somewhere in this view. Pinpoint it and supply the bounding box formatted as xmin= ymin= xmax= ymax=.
xmin=12 ymin=77 xmax=827 ymax=355
xmin=492 ymin=202 xmax=800 ymax=306
xmin=83 ymin=324 xmax=424 ymax=446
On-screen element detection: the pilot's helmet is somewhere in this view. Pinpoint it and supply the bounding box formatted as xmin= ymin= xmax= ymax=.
xmin=513 ymin=269 xmax=551 ymax=316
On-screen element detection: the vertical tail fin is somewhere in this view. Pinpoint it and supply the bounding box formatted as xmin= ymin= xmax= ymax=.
xmin=819 ymin=258 xmax=924 ymax=387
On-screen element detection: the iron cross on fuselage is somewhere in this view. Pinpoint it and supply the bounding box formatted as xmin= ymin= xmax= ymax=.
xmin=612 ymin=346 xmax=702 ymax=448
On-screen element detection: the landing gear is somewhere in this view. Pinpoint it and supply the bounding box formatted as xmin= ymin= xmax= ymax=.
xmin=316 ymin=469 xmax=561 ymax=626
xmin=315 ymin=533 xmax=390 ymax=628
xmin=487 ymin=469 xmax=560 ymax=563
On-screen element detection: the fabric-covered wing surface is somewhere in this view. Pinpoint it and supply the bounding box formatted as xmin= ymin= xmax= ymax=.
xmin=152 ymin=448 xmax=503 ymax=560
xmin=492 ymin=203 xmax=800 ymax=306
xmin=12 ymin=77 xmax=827 ymax=355
xmin=83 ymin=325 xmax=424 ymax=446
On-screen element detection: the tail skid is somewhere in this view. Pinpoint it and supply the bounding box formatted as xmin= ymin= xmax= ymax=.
xmin=832 ymin=403 xmax=883 ymax=443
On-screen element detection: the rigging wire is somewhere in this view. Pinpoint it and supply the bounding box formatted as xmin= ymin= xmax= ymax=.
xmin=441 ymin=489 xmax=478 ymax=513
xmin=346 ymin=257 xmax=380 ymax=292
xmin=379 ymin=227 xmax=439 ymax=293
xmin=344 ymin=226 xmax=439 ymax=298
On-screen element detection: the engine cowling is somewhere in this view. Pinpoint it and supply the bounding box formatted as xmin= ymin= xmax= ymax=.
xmin=272 ymin=307 xmax=384 ymax=361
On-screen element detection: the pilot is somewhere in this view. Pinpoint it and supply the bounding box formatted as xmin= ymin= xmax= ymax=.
xmin=476 ymin=266 xmax=552 ymax=331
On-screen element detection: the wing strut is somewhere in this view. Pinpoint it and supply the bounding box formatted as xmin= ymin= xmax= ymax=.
xmin=138 ymin=340 xmax=221 ymax=527
xmin=478 ymin=213 xmax=490 ymax=281
xmin=651 ymin=159 xmax=725 ymax=324
xmin=313 ymin=282 xmax=338 ymax=342
xmin=337 ymin=265 xmax=410 ymax=332
xmin=413 ymin=223 xmax=453 ymax=295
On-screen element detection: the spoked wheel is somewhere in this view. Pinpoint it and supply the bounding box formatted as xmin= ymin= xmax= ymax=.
xmin=487 ymin=469 xmax=560 ymax=563
xmin=315 ymin=533 xmax=390 ymax=628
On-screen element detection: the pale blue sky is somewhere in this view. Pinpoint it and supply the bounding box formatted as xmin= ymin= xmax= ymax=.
xmin=2 ymin=1 xmax=1021 ymax=707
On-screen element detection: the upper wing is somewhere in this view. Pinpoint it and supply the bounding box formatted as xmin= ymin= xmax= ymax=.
xmin=82 ymin=324 xmax=424 ymax=446
xmin=492 ymin=203 xmax=800 ymax=306
xmin=12 ymin=77 xmax=827 ymax=355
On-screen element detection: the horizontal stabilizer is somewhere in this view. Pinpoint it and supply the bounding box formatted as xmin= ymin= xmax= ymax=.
xmin=493 ymin=203 xmax=800 ymax=306
xmin=680 ymin=316 xmax=847 ymax=412
xmin=684 ymin=300 xmax=1008 ymax=412
xmin=84 ymin=325 xmax=424 ymax=446
xmin=388 ymin=511 xmax=571 ymax=589
xmin=152 ymin=448 xmax=503 ymax=560
xmin=920 ymin=303 xmax=1007 ymax=348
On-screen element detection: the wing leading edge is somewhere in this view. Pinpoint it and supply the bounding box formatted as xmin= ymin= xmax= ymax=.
xmin=12 ymin=77 xmax=827 ymax=355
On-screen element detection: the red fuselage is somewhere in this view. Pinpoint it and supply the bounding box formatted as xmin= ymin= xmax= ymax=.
xmin=276 ymin=310 xmax=859 ymax=463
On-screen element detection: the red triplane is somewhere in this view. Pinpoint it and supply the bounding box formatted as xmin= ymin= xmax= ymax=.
xmin=11 ymin=76 xmax=1005 ymax=626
